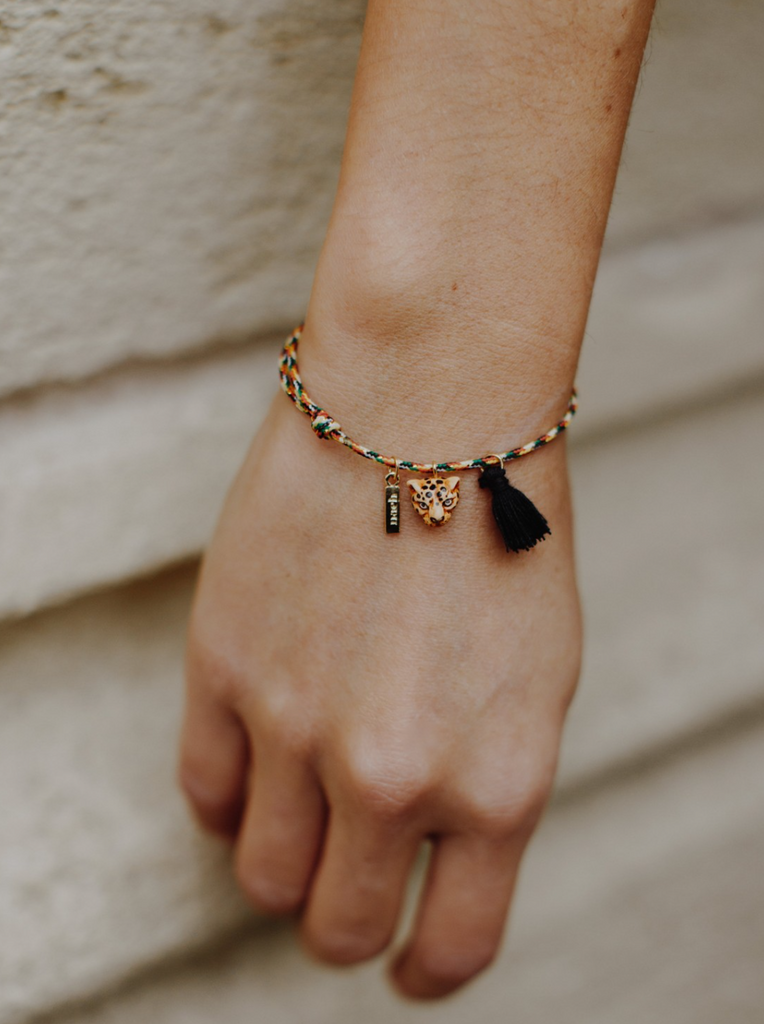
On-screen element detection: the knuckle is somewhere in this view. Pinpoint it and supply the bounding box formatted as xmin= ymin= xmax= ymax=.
xmin=346 ymin=759 xmax=434 ymax=819
xmin=235 ymin=858 xmax=304 ymax=915
xmin=177 ymin=761 xmax=212 ymax=806
xmin=278 ymin=726 xmax=314 ymax=760
xmin=511 ymin=769 xmax=554 ymax=822
xmin=186 ymin=630 xmax=249 ymax=707
xmin=178 ymin=777 xmax=240 ymax=837
xmin=338 ymin=735 xmax=437 ymax=820
xmin=177 ymin=756 xmax=232 ymax=814
xmin=254 ymin=693 xmax=315 ymax=758
xmin=463 ymin=774 xmax=551 ymax=838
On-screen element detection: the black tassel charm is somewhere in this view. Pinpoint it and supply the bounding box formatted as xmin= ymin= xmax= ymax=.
xmin=478 ymin=461 xmax=551 ymax=552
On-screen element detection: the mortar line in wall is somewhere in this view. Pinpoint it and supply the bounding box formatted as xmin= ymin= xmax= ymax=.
xmin=0 ymin=556 xmax=200 ymax=630
xmin=570 ymin=367 xmax=764 ymax=457
xmin=599 ymin=199 xmax=764 ymax=258
xmin=0 ymin=325 xmax=285 ymax=409
xmin=551 ymin=685 xmax=764 ymax=812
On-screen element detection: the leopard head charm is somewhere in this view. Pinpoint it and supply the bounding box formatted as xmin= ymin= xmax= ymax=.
xmin=408 ymin=476 xmax=460 ymax=526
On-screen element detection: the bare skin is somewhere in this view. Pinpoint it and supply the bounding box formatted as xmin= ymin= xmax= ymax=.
xmin=179 ymin=0 xmax=655 ymax=1001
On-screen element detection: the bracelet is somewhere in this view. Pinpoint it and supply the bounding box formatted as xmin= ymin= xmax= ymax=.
xmin=279 ymin=322 xmax=577 ymax=553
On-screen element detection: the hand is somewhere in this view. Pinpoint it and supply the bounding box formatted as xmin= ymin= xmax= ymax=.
xmin=178 ymin=338 xmax=583 ymax=999
xmin=177 ymin=0 xmax=656 ymax=993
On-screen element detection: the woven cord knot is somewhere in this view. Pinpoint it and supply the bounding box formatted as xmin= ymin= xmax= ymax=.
xmin=310 ymin=410 xmax=342 ymax=439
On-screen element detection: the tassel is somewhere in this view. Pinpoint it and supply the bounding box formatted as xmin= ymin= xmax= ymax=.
xmin=478 ymin=462 xmax=550 ymax=552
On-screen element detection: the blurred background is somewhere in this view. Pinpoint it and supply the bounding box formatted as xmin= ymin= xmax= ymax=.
xmin=1 ymin=0 xmax=763 ymax=1021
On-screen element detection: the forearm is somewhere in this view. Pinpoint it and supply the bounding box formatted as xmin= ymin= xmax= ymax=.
xmin=301 ymin=0 xmax=655 ymax=456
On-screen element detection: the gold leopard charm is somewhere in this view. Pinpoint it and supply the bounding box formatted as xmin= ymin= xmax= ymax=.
xmin=408 ymin=476 xmax=460 ymax=526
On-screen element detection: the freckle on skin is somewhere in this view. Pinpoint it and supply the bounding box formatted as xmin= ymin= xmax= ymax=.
xmin=605 ymin=103 xmax=613 ymax=113
xmin=614 ymin=47 xmax=622 ymax=57
xmin=451 ymin=282 xmax=458 ymax=291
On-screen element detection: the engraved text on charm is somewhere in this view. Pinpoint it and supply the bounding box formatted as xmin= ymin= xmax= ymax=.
xmin=385 ymin=485 xmax=400 ymax=533
xmin=408 ymin=476 xmax=460 ymax=526
xmin=384 ymin=464 xmax=401 ymax=534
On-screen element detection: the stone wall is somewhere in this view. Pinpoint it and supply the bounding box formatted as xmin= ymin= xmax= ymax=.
xmin=1 ymin=1 xmax=763 ymax=1021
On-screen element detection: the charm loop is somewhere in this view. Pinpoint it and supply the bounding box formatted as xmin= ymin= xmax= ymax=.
xmin=384 ymin=459 xmax=400 ymax=488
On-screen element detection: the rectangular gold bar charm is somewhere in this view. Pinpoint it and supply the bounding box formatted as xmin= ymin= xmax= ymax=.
xmin=385 ymin=484 xmax=400 ymax=533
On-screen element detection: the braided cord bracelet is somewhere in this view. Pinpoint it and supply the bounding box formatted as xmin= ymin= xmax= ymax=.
xmin=279 ymin=322 xmax=578 ymax=552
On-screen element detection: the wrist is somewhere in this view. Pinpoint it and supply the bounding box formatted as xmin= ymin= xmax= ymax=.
xmin=294 ymin=296 xmax=578 ymax=465
xmin=312 ymin=200 xmax=598 ymax=351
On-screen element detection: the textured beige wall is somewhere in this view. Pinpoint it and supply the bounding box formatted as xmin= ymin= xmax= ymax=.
xmin=1 ymin=0 xmax=763 ymax=1021
xmin=0 ymin=0 xmax=364 ymax=395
